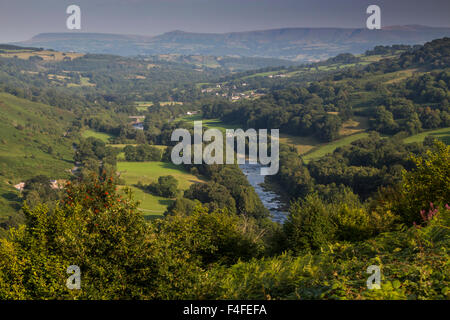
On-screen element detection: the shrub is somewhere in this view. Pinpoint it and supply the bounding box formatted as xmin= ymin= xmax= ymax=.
xmin=283 ymin=193 xmax=336 ymax=252
xmin=397 ymin=141 xmax=450 ymax=224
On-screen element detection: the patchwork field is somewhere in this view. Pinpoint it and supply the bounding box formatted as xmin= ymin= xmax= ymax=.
xmin=0 ymin=49 xmax=84 ymax=61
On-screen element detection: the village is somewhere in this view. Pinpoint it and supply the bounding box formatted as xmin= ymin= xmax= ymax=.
xmin=200 ymin=82 xmax=268 ymax=101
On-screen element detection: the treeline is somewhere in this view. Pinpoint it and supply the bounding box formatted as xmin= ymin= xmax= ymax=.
xmin=200 ymin=38 xmax=450 ymax=144
xmin=169 ymin=163 xmax=269 ymax=219
xmin=139 ymin=175 xmax=179 ymax=198
xmin=123 ymin=145 xmax=164 ymax=162
xmin=202 ymin=84 xmax=348 ymax=142
xmin=273 ymin=133 xmax=431 ymax=201
xmin=73 ymin=137 xmax=119 ymax=180
xmin=366 ymin=70 xmax=450 ymax=134
xmin=366 ymin=38 xmax=450 ymax=72
xmin=365 ymin=44 xmax=416 ymax=56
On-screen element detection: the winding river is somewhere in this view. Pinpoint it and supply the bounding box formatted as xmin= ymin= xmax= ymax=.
xmin=239 ymin=163 xmax=288 ymax=224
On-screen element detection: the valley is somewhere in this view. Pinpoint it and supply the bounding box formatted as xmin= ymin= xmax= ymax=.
xmin=0 ymin=34 xmax=448 ymax=300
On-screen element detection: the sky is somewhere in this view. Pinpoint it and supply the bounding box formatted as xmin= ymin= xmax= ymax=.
xmin=0 ymin=0 xmax=449 ymax=43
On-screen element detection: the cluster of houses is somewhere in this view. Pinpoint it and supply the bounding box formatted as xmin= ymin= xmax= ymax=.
xmin=201 ymin=82 xmax=265 ymax=102
xmin=231 ymin=91 xmax=264 ymax=101
xmin=14 ymin=179 xmax=67 ymax=192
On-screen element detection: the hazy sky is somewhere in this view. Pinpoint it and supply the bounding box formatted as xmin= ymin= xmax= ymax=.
xmin=0 ymin=0 xmax=449 ymax=43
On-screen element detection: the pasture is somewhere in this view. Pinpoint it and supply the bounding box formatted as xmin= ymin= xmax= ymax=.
xmin=403 ymin=127 xmax=450 ymax=145
xmin=82 ymin=129 xmax=114 ymax=143
xmin=302 ymin=132 xmax=369 ymax=163
xmin=117 ymin=161 xmax=203 ymax=216
xmin=0 ymin=50 xmax=84 ymax=61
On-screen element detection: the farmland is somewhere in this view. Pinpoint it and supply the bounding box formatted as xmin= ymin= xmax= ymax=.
xmin=82 ymin=129 xmax=114 ymax=143
xmin=0 ymin=49 xmax=84 ymax=61
xmin=302 ymin=132 xmax=370 ymax=163
xmin=117 ymin=161 xmax=204 ymax=216
xmin=403 ymin=127 xmax=450 ymax=144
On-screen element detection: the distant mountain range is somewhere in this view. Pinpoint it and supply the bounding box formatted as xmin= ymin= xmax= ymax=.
xmin=14 ymin=25 xmax=450 ymax=62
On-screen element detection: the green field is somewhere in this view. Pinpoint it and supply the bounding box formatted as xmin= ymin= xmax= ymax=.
xmin=134 ymin=101 xmax=183 ymax=111
xmin=403 ymin=127 xmax=450 ymax=144
xmin=279 ymin=133 xmax=320 ymax=155
xmin=180 ymin=115 xmax=239 ymax=133
xmin=242 ymin=70 xmax=284 ymax=79
xmin=302 ymin=132 xmax=370 ymax=163
xmin=118 ymin=185 xmax=171 ymax=218
xmin=82 ymin=129 xmax=114 ymax=143
xmin=117 ymin=161 xmax=203 ymax=217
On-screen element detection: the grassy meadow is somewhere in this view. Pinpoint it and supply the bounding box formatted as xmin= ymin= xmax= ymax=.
xmin=302 ymin=132 xmax=370 ymax=163
xmin=82 ymin=129 xmax=114 ymax=143
xmin=117 ymin=161 xmax=203 ymax=217
xmin=403 ymin=127 xmax=450 ymax=144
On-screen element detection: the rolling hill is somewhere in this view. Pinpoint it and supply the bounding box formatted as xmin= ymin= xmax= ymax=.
xmin=0 ymin=93 xmax=75 ymax=218
xmin=15 ymin=25 xmax=450 ymax=61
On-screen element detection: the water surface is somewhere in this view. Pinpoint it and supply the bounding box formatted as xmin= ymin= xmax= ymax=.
xmin=239 ymin=163 xmax=288 ymax=223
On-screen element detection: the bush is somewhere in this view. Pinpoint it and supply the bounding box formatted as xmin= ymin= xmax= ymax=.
xmin=154 ymin=206 xmax=266 ymax=266
xmin=396 ymin=141 xmax=450 ymax=224
xmin=283 ymin=194 xmax=336 ymax=252
xmin=0 ymin=174 xmax=202 ymax=299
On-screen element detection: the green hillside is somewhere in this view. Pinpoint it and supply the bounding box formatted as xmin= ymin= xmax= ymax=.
xmin=0 ymin=93 xmax=75 ymax=217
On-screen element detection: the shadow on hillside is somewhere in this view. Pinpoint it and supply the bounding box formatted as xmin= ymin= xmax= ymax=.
xmin=429 ymin=130 xmax=450 ymax=144
xmin=1 ymin=192 xmax=22 ymax=210
xmin=158 ymin=199 xmax=173 ymax=206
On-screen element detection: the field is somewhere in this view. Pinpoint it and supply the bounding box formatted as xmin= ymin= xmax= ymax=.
xmin=135 ymin=101 xmax=154 ymax=111
xmin=134 ymin=101 xmax=183 ymax=111
xmin=117 ymin=161 xmax=204 ymax=217
xmin=302 ymin=132 xmax=370 ymax=163
xmin=242 ymin=71 xmax=283 ymax=79
xmin=403 ymin=127 xmax=450 ymax=144
xmin=0 ymin=49 xmax=84 ymax=61
xmin=82 ymin=129 xmax=114 ymax=143
xmin=180 ymin=115 xmax=372 ymax=162
xmin=279 ymin=133 xmax=320 ymax=155
xmin=339 ymin=116 xmax=369 ymax=136
xmin=180 ymin=115 xmax=239 ymax=133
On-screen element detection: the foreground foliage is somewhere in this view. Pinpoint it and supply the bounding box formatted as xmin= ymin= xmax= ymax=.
xmin=0 ymin=144 xmax=448 ymax=301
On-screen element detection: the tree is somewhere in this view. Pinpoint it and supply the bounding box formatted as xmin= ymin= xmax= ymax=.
xmin=0 ymin=173 xmax=201 ymax=299
xmin=184 ymin=182 xmax=236 ymax=214
xmin=147 ymin=175 xmax=179 ymax=198
xmin=283 ymin=193 xmax=336 ymax=252
xmin=397 ymin=141 xmax=450 ymax=224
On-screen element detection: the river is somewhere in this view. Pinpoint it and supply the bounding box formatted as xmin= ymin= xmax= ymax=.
xmin=239 ymin=163 xmax=288 ymax=224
